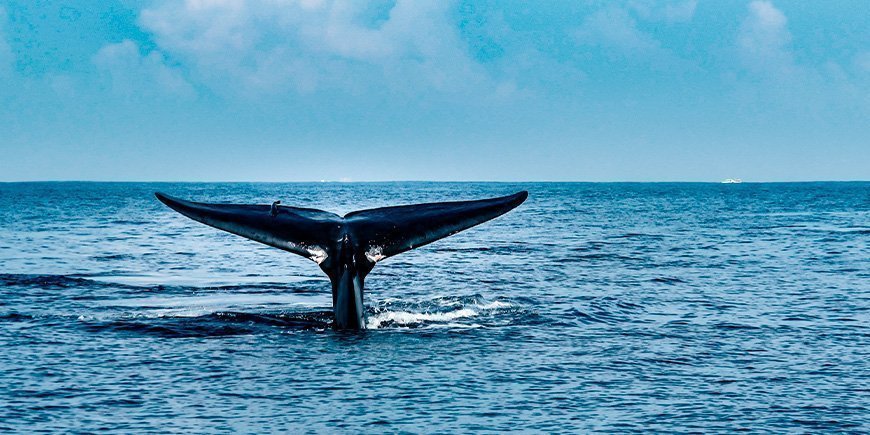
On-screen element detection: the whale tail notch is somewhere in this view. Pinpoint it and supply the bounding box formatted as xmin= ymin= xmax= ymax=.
xmin=155 ymin=190 xmax=528 ymax=267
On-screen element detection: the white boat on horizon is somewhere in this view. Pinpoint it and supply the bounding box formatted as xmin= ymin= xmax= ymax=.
xmin=721 ymin=178 xmax=743 ymax=184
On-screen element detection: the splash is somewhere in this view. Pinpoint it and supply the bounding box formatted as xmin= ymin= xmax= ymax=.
xmin=365 ymin=298 xmax=513 ymax=329
xmin=366 ymin=308 xmax=478 ymax=329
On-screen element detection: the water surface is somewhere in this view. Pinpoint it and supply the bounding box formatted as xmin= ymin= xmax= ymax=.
xmin=1 ymin=182 xmax=868 ymax=432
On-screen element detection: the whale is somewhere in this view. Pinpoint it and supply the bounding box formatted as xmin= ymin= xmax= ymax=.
xmin=155 ymin=191 xmax=528 ymax=329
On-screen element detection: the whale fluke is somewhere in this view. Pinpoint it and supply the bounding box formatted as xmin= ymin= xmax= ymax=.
xmin=155 ymin=190 xmax=528 ymax=329
xmin=155 ymin=192 xmax=340 ymax=263
xmin=346 ymin=191 xmax=528 ymax=262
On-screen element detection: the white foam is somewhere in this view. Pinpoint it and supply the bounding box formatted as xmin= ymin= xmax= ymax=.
xmin=366 ymin=308 xmax=478 ymax=329
xmin=477 ymin=300 xmax=511 ymax=309
xmin=430 ymin=323 xmax=483 ymax=329
xmin=366 ymin=298 xmax=514 ymax=329
xmin=140 ymin=307 xmax=216 ymax=318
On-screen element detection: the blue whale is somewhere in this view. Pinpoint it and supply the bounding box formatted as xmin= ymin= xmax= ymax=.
xmin=155 ymin=191 xmax=528 ymax=329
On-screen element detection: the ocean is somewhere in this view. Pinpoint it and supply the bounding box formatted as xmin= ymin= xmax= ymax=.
xmin=0 ymin=182 xmax=867 ymax=432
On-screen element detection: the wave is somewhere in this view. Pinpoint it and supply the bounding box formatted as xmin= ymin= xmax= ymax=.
xmin=0 ymin=273 xmax=326 ymax=296
xmin=649 ymin=276 xmax=686 ymax=284
xmin=562 ymin=296 xmax=645 ymax=325
xmin=0 ymin=274 xmax=99 ymax=289
xmin=82 ymin=311 xmax=335 ymax=337
xmin=606 ymin=232 xmax=667 ymax=240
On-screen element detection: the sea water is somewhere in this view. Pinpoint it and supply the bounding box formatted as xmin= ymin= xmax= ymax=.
xmin=0 ymin=182 xmax=867 ymax=432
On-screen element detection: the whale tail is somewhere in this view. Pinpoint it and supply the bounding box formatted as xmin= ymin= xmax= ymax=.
xmin=155 ymin=190 xmax=528 ymax=329
xmin=154 ymin=191 xmax=527 ymax=268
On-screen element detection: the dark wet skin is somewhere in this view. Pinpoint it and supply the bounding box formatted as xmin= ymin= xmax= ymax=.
xmin=155 ymin=191 xmax=528 ymax=329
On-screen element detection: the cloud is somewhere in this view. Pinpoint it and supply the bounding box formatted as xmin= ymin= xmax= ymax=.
xmin=737 ymin=1 xmax=794 ymax=75
xmin=662 ymin=0 xmax=697 ymax=22
xmin=628 ymin=0 xmax=697 ymax=23
xmin=729 ymin=1 xmax=870 ymax=122
xmin=93 ymin=40 xmax=194 ymax=99
xmin=572 ymin=7 xmax=691 ymax=73
xmin=575 ymin=8 xmax=657 ymax=54
xmin=138 ymin=0 xmax=491 ymax=97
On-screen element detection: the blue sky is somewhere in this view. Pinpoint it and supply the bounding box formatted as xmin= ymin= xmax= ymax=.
xmin=0 ymin=0 xmax=868 ymax=181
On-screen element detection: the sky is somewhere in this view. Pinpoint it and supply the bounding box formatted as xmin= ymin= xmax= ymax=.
xmin=0 ymin=0 xmax=868 ymax=182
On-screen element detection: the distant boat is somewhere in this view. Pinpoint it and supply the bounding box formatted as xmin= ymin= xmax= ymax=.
xmin=721 ymin=178 xmax=743 ymax=184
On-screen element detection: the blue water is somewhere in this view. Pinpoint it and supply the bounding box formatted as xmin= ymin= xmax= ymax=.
xmin=0 ymin=182 xmax=867 ymax=432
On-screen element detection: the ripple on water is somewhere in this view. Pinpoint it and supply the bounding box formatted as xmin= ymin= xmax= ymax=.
xmin=1 ymin=182 xmax=868 ymax=432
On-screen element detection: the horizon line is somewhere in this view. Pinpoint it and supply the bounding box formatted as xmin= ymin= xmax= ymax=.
xmin=1 ymin=179 xmax=868 ymax=184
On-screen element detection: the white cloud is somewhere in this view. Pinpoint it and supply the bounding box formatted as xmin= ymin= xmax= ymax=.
xmin=575 ymin=8 xmax=658 ymax=53
xmin=138 ymin=0 xmax=491 ymax=97
xmin=573 ymin=7 xmax=690 ymax=73
xmin=93 ymin=40 xmax=194 ymax=99
xmin=662 ymin=0 xmax=697 ymax=23
xmin=737 ymin=1 xmax=795 ymax=75
xmin=729 ymin=1 xmax=870 ymax=121
xmin=628 ymin=0 xmax=697 ymax=23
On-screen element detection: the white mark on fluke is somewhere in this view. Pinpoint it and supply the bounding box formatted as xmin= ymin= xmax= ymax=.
xmin=307 ymin=246 xmax=328 ymax=264
xmin=365 ymin=246 xmax=385 ymax=263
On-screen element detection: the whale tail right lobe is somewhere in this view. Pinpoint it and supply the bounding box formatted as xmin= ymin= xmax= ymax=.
xmin=345 ymin=191 xmax=529 ymax=264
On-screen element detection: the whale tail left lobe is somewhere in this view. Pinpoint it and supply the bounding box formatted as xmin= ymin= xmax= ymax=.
xmin=155 ymin=192 xmax=343 ymax=264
